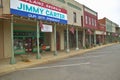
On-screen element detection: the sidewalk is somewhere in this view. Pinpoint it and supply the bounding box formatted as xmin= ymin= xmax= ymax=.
xmin=0 ymin=43 xmax=117 ymax=76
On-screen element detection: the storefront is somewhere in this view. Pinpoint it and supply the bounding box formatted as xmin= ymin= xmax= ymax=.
xmin=9 ymin=0 xmax=68 ymax=63
xmin=64 ymin=26 xmax=83 ymax=50
xmin=95 ymin=30 xmax=106 ymax=45
xmin=13 ymin=20 xmax=46 ymax=54
xmin=85 ymin=29 xmax=95 ymax=48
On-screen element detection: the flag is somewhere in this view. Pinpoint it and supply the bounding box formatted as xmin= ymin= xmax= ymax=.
xmin=87 ymin=29 xmax=92 ymax=34
xmin=70 ymin=27 xmax=74 ymax=34
xmin=39 ymin=21 xmax=43 ymax=30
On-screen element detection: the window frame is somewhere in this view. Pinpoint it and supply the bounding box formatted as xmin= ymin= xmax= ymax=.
xmin=73 ymin=12 xmax=77 ymax=23
xmin=85 ymin=16 xmax=88 ymax=24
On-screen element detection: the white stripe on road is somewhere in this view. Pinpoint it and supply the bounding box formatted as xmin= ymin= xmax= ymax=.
xmin=64 ymin=55 xmax=105 ymax=61
xmin=25 ymin=62 xmax=90 ymax=70
xmin=24 ymin=55 xmax=105 ymax=70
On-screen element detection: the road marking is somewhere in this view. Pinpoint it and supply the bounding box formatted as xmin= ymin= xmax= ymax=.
xmin=25 ymin=62 xmax=91 ymax=70
xmin=64 ymin=55 xmax=104 ymax=60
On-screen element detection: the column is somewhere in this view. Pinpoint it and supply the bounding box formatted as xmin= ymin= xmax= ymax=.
xmin=94 ymin=31 xmax=96 ymax=46
xmin=82 ymin=29 xmax=86 ymax=48
xmin=89 ymin=33 xmax=91 ymax=48
xmin=76 ymin=27 xmax=79 ymax=50
xmin=54 ymin=24 xmax=57 ymax=56
xmin=10 ymin=15 xmax=16 ymax=64
xmin=36 ymin=20 xmax=41 ymax=59
xmin=66 ymin=25 xmax=70 ymax=53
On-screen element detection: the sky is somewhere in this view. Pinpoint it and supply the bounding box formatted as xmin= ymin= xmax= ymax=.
xmin=75 ymin=0 xmax=120 ymax=26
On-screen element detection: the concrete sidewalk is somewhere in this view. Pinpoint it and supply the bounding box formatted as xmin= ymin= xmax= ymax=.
xmin=0 ymin=43 xmax=117 ymax=76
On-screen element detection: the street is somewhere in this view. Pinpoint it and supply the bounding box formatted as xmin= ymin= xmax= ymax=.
xmin=0 ymin=44 xmax=120 ymax=80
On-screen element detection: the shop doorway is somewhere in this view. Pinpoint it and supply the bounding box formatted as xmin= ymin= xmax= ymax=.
xmin=56 ymin=32 xmax=60 ymax=50
xmin=0 ymin=24 xmax=4 ymax=59
xmin=69 ymin=31 xmax=76 ymax=48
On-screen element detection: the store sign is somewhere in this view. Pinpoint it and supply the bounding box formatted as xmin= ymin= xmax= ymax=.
xmin=95 ymin=31 xmax=103 ymax=35
xmin=41 ymin=24 xmax=52 ymax=32
xmin=10 ymin=0 xmax=68 ymax=24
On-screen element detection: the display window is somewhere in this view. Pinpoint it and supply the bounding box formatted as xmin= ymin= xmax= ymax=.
xmin=14 ymin=31 xmax=44 ymax=54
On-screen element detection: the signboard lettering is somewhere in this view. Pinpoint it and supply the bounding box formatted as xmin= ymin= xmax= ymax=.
xmin=10 ymin=0 xmax=67 ymax=24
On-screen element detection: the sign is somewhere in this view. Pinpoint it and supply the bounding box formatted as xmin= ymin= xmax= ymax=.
xmin=41 ymin=24 xmax=52 ymax=32
xmin=10 ymin=0 xmax=67 ymax=24
xmin=95 ymin=30 xmax=105 ymax=35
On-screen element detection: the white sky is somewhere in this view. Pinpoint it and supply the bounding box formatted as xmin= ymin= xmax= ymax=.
xmin=75 ymin=0 xmax=120 ymax=26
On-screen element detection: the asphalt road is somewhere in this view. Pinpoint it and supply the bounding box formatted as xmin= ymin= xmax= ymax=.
xmin=0 ymin=44 xmax=120 ymax=80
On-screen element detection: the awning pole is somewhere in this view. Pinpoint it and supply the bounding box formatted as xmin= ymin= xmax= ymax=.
xmin=94 ymin=31 xmax=96 ymax=46
xmin=36 ymin=20 xmax=41 ymax=59
xmin=54 ymin=23 xmax=57 ymax=56
xmin=66 ymin=25 xmax=70 ymax=53
xmin=10 ymin=15 xmax=16 ymax=64
xmin=89 ymin=33 xmax=92 ymax=48
xmin=76 ymin=27 xmax=79 ymax=50
xmin=82 ymin=29 xmax=86 ymax=48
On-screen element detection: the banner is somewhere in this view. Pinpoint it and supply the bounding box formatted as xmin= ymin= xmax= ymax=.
xmin=41 ymin=24 xmax=52 ymax=32
xmin=10 ymin=0 xmax=68 ymax=24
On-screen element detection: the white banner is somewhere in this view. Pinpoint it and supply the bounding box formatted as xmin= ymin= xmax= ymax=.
xmin=10 ymin=0 xmax=68 ymax=24
xmin=41 ymin=24 xmax=52 ymax=32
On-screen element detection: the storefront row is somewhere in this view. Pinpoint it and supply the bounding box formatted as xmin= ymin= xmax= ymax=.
xmin=0 ymin=17 xmax=108 ymax=64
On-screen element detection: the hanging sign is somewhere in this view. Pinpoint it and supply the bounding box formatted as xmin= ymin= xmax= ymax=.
xmin=10 ymin=0 xmax=68 ymax=24
xmin=41 ymin=24 xmax=52 ymax=32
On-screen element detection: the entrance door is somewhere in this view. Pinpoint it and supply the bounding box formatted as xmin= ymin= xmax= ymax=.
xmin=0 ymin=24 xmax=4 ymax=59
xmin=56 ymin=32 xmax=60 ymax=50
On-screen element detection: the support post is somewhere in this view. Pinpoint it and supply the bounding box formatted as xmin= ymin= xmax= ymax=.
xmin=36 ymin=20 xmax=41 ymax=59
xmin=89 ymin=34 xmax=91 ymax=48
xmin=94 ymin=31 xmax=96 ymax=46
xmin=10 ymin=15 xmax=16 ymax=64
xmin=66 ymin=25 xmax=70 ymax=53
xmin=82 ymin=29 xmax=86 ymax=48
xmin=54 ymin=24 xmax=57 ymax=56
xmin=76 ymin=27 xmax=79 ymax=50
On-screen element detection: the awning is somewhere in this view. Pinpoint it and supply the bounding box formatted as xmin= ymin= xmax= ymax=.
xmin=0 ymin=16 xmax=10 ymax=19
xmin=112 ymin=33 xmax=118 ymax=37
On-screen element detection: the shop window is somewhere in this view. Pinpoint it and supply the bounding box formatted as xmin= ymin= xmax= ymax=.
xmin=0 ymin=0 xmax=3 ymax=8
xmin=94 ymin=19 xmax=96 ymax=27
xmin=85 ymin=16 xmax=88 ymax=24
xmin=81 ymin=16 xmax=83 ymax=26
xmin=13 ymin=31 xmax=45 ymax=54
xmin=89 ymin=17 xmax=91 ymax=25
xmin=92 ymin=18 xmax=94 ymax=26
xmin=73 ymin=12 xmax=77 ymax=23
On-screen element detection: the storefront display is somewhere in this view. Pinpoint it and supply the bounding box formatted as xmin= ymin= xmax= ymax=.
xmin=14 ymin=31 xmax=44 ymax=54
